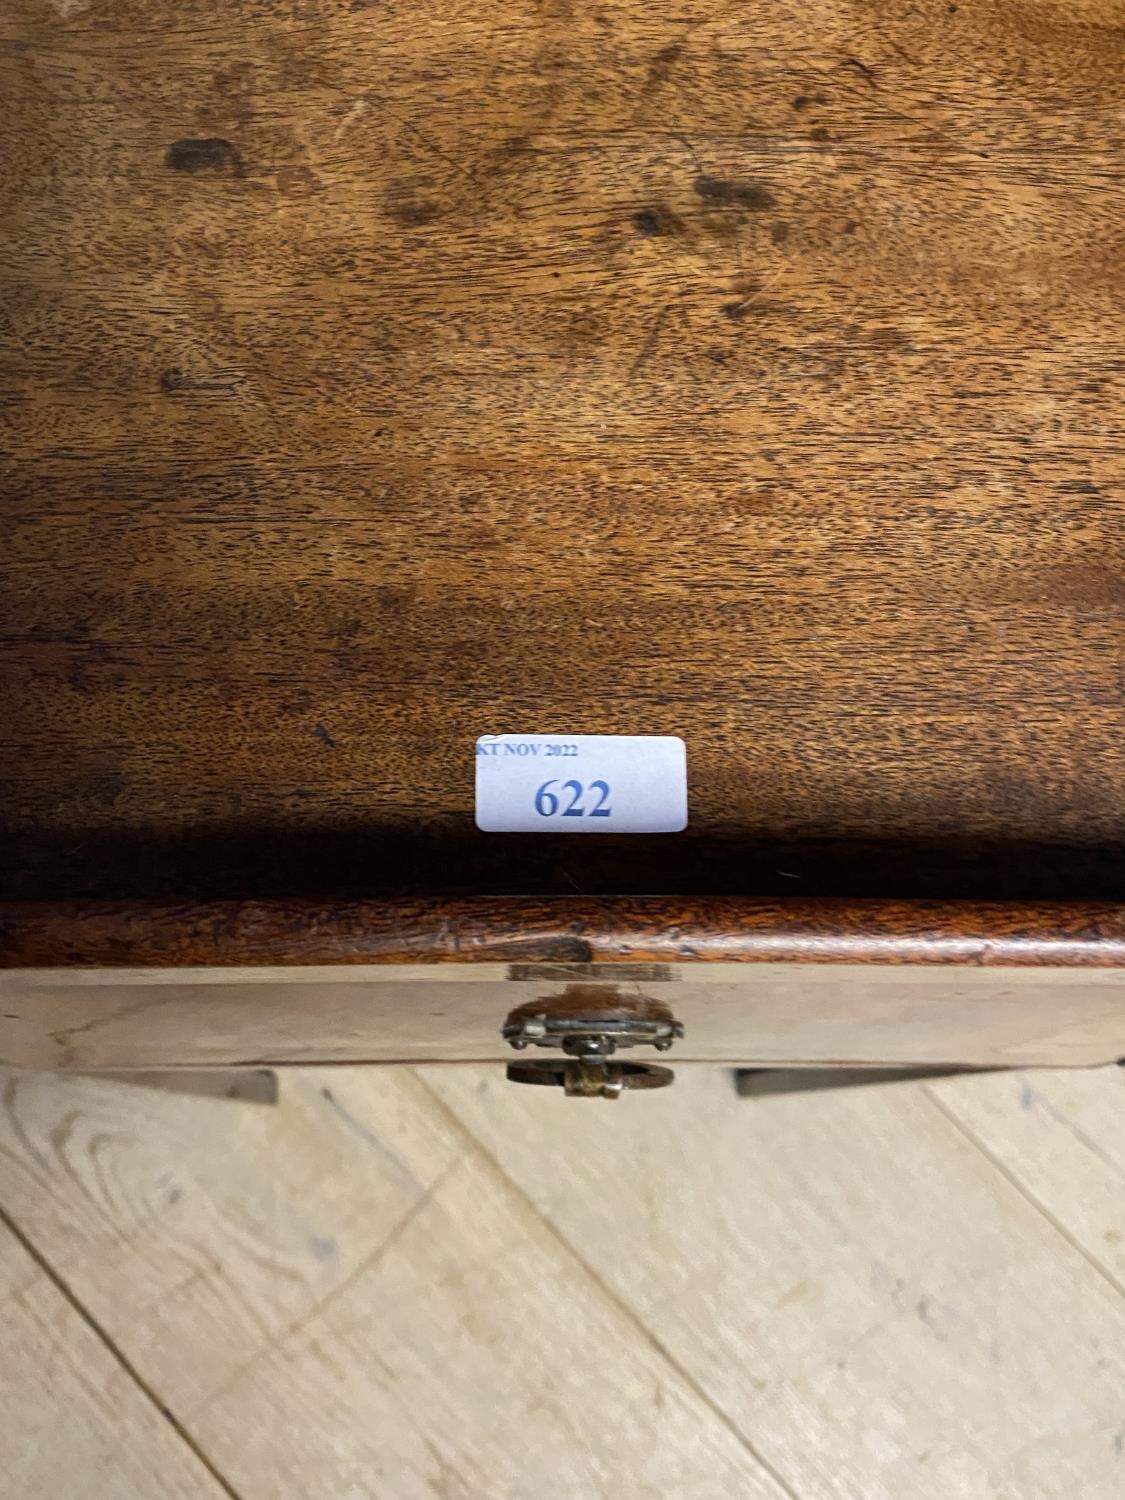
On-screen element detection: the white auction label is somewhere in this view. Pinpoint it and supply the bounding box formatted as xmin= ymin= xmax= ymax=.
xmin=475 ymin=734 xmax=688 ymax=833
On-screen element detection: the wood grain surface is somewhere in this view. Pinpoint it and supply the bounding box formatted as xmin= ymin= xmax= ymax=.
xmin=0 ymin=1215 xmax=231 ymax=1500
xmin=0 ymin=1066 xmax=793 ymax=1499
xmin=3 ymin=1061 xmax=1124 ymax=1498
xmin=3 ymin=0 xmax=1124 ymax=904
xmin=5 ymin=896 xmax=1125 ymax=967
xmin=6 ymin=961 xmax=1125 ymax=1069
xmin=432 ymin=1062 xmax=1125 ymax=1500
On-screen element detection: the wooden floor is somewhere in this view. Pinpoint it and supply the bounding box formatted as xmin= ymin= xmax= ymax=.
xmin=0 ymin=1060 xmax=1122 ymax=1499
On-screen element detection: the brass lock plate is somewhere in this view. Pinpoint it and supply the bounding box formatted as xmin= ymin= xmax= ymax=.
xmin=502 ymin=987 xmax=683 ymax=1098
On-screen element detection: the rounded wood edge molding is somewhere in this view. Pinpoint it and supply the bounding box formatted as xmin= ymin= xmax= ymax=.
xmin=2 ymin=898 xmax=1125 ymax=969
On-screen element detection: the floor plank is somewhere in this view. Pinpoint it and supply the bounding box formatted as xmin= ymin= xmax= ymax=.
xmin=0 ymin=1214 xmax=227 ymax=1499
xmin=3 ymin=1062 xmax=1124 ymax=1498
xmin=190 ymin=1108 xmax=788 ymax=1500
xmin=928 ymin=1066 xmax=1125 ymax=1294
xmin=0 ymin=1066 xmax=789 ymax=1500
xmin=0 ymin=1066 xmax=458 ymax=1413
xmin=425 ymin=1065 xmax=1125 ymax=1500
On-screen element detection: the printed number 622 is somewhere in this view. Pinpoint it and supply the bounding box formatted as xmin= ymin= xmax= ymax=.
xmin=534 ymin=779 xmax=612 ymax=818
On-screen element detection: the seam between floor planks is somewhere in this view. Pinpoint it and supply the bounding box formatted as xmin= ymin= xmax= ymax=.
xmin=0 ymin=1196 xmax=244 ymax=1500
xmin=422 ymin=1063 xmax=1125 ymax=1499
xmin=923 ymin=1084 xmax=1125 ymax=1303
xmin=1 ymin=1065 xmax=792 ymax=1498
xmin=410 ymin=1069 xmax=806 ymax=1500
xmin=186 ymin=1156 xmax=463 ymax=1423
xmin=5 ymin=1063 xmax=1122 ymax=1499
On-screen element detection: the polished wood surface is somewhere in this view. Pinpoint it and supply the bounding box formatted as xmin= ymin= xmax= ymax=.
xmin=5 ymin=897 xmax=1125 ymax=968
xmin=7 ymin=899 xmax=1125 ymax=1069
xmin=3 ymin=0 xmax=1124 ymax=905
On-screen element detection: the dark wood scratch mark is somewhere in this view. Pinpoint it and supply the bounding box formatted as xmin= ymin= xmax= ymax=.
xmin=627 ymin=302 xmax=674 ymax=378
xmin=840 ymin=57 xmax=877 ymax=86
xmin=694 ymin=175 xmax=776 ymax=210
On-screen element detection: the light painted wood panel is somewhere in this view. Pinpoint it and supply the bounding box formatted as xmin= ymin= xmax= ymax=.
xmin=3 ymin=964 xmax=1124 ymax=1069
xmin=425 ymin=1065 xmax=1125 ymax=1500
xmin=0 ymin=1218 xmax=225 ymax=1500
xmin=0 ymin=1066 xmax=789 ymax=1498
xmin=928 ymin=1066 xmax=1125 ymax=1293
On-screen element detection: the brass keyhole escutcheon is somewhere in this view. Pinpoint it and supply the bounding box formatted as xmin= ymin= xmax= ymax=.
xmin=501 ymin=986 xmax=683 ymax=1099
